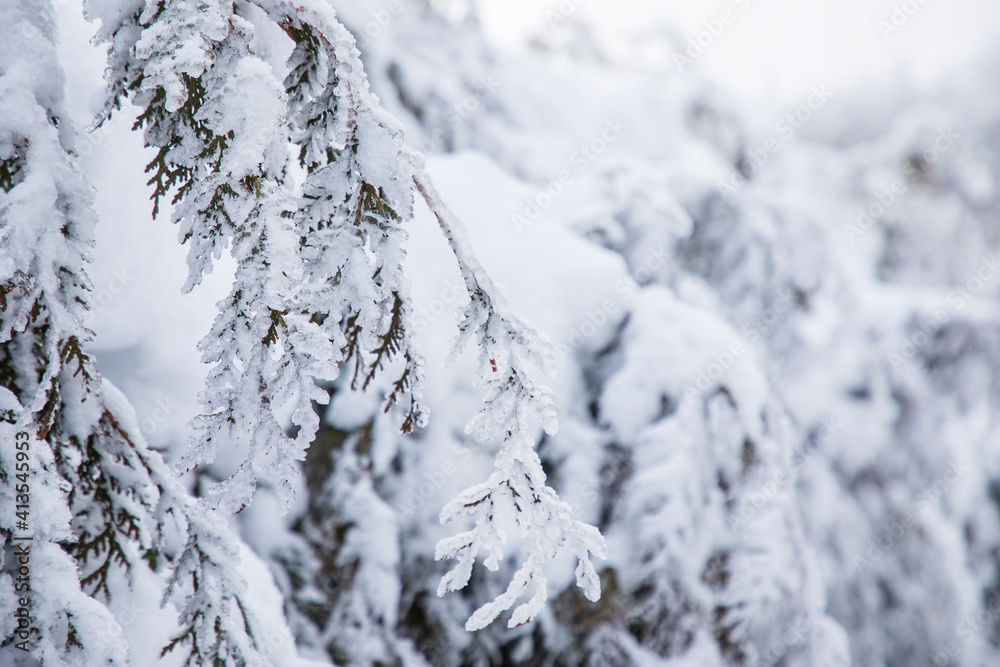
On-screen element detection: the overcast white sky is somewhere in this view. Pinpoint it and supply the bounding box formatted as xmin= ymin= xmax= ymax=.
xmin=477 ymin=0 xmax=1000 ymax=108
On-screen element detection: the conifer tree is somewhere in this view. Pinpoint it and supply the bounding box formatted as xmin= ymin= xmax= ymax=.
xmin=1 ymin=3 xmax=134 ymax=661
xmin=7 ymin=1 xmax=999 ymax=666
xmin=2 ymin=3 xmax=299 ymax=664
xmin=85 ymin=0 xmax=605 ymax=640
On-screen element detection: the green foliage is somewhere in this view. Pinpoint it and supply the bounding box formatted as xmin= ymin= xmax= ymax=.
xmin=0 ymin=144 xmax=25 ymax=192
xmin=56 ymin=405 xmax=154 ymax=601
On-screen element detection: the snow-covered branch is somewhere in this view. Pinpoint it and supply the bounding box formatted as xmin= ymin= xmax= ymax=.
xmin=414 ymin=168 xmax=607 ymax=630
xmin=87 ymin=0 xmax=428 ymax=515
xmin=85 ymin=0 xmax=605 ymax=637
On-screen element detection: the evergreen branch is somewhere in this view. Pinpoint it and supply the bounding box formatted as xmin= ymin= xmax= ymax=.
xmin=414 ymin=167 xmax=606 ymax=630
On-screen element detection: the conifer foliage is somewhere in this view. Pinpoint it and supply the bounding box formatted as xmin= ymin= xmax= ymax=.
xmin=7 ymin=1 xmax=999 ymax=666
xmin=1 ymin=5 xmax=278 ymax=663
xmin=3 ymin=0 xmax=605 ymax=663
xmin=85 ymin=0 xmax=437 ymax=515
xmin=1 ymin=3 xmax=131 ymax=662
xmin=416 ymin=171 xmax=607 ymax=631
xmin=85 ymin=0 xmax=599 ymax=633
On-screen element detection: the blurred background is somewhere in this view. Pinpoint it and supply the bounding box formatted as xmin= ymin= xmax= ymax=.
xmin=55 ymin=1 xmax=1000 ymax=665
xmin=479 ymin=0 xmax=1000 ymax=106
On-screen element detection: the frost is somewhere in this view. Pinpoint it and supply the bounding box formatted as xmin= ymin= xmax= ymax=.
xmin=89 ymin=0 xmax=429 ymax=516
xmin=416 ymin=170 xmax=607 ymax=630
xmin=10 ymin=0 xmax=1000 ymax=665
